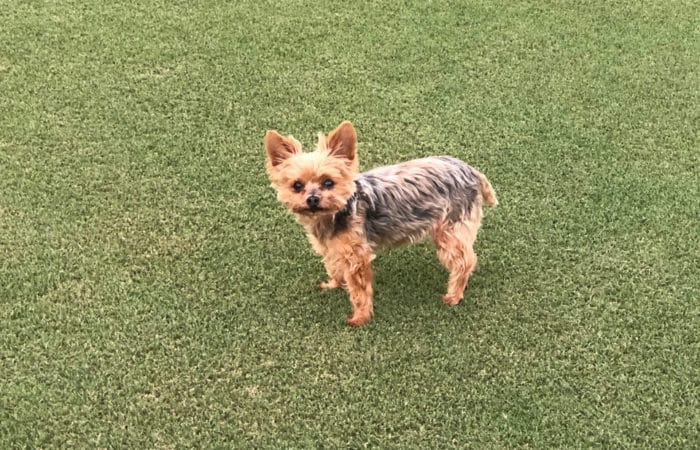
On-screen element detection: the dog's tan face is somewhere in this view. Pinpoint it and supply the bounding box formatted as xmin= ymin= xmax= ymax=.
xmin=265 ymin=121 xmax=358 ymax=218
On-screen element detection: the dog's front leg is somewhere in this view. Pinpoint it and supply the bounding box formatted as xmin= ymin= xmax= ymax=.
xmin=343 ymin=254 xmax=374 ymax=327
xmin=320 ymin=256 xmax=345 ymax=290
xmin=326 ymin=234 xmax=375 ymax=327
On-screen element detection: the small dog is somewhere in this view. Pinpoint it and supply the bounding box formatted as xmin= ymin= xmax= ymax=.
xmin=265 ymin=121 xmax=497 ymax=327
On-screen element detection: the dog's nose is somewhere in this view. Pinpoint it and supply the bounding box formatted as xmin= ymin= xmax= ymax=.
xmin=306 ymin=195 xmax=320 ymax=208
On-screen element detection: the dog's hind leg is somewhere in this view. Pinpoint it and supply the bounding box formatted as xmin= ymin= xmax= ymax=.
xmin=431 ymin=213 xmax=482 ymax=306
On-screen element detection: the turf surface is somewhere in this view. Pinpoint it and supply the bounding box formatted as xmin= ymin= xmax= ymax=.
xmin=1 ymin=0 xmax=698 ymax=447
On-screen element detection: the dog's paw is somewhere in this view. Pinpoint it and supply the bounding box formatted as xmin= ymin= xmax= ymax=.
xmin=442 ymin=294 xmax=463 ymax=306
xmin=346 ymin=313 xmax=371 ymax=327
xmin=320 ymin=279 xmax=341 ymax=290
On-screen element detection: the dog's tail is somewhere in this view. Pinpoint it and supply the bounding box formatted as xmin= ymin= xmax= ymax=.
xmin=474 ymin=168 xmax=498 ymax=206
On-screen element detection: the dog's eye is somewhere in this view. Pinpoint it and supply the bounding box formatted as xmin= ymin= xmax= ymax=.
xmin=323 ymin=179 xmax=334 ymax=189
xmin=292 ymin=181 xmax=304 ymax=192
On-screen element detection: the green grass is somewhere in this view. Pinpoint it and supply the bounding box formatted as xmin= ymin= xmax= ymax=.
xmin=1 ymin=0 xmax=698 ymax=447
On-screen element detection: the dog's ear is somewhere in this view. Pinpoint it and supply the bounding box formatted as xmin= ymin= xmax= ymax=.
xmin=326 ymin=121 xmax=357 ymax=164
xmin=265 ymin=130 xmax=302 ymax=167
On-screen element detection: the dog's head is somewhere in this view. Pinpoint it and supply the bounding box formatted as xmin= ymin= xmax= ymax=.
xmin=265 ymin=121 xmax=358 ymax=218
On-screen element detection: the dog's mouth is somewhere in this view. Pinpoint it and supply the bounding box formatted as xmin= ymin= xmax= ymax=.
xmin=305 ymin=206 xmax=327 ymax=214
xmin=294 ymin=205 xmax=331 ymax=215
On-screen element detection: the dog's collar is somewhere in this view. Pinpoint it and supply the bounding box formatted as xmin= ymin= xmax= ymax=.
xmin=338 ymin=182 xmax=360 ymax=216
xmin=331 ymin=181 xmax=362 ymax=235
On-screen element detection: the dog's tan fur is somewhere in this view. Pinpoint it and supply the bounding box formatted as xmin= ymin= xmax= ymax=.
xmin=266 ymin=121 xmax=497 ymax=326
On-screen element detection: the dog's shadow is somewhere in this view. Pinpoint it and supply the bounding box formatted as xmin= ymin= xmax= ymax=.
xmin=301 ymin=243 xmax=443 ymax=323
xmin=307 ymin=241 xmax=497 ymax=325
xmin=371 ymin=242 xmax=447 ymax=307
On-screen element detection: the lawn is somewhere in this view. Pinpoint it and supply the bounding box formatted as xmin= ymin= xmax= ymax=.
xmin=1 ymin=0 xmax=698 ymax=447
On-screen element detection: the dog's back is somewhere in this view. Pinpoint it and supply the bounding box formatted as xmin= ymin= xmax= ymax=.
xmin=353 ymin=156 xmax=495 ymax=248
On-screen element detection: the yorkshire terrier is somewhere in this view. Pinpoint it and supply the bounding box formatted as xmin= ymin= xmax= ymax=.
xmin=265 ymin=121 xmax=497 ymax=327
